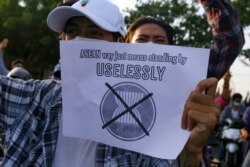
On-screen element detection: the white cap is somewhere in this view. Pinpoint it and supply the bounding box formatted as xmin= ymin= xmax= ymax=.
xmin=47 ymin=0 xmax=126 ymax=37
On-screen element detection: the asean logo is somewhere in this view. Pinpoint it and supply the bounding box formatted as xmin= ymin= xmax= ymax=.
xmin=100 ymin=82 xmax=156 ymax=141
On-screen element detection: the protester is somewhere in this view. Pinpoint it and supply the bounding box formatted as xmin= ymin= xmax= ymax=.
xmin=125 ymin=1 xmax=245 ymax=165
xmin=0 ymin=1 xmax=244 ymax=167
xmin=125 ymin=0 xmax=245 ymax=80
xmin=220 ymin=93 xmax=245 ymax=122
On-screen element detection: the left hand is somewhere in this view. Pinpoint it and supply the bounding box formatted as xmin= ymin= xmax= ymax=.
xmin=181 ymin=77 xmax=220 ymax=155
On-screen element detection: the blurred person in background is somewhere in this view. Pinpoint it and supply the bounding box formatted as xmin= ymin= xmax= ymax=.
xmin=220 ymin=93 xmax=245 ymax=123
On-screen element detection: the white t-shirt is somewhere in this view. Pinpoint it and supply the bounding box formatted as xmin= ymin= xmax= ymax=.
xmin=52 ymin=118 xmax=97 ymax=167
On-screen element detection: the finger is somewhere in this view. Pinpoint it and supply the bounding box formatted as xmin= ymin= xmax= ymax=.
xmin=185 ymin=101 xmax=220 ymax=120
xmin=184 ymin=103 xmax=220 ymax=131
xmin=205 ymin=81 xmax=218 ymax=99
xmin=188 ymin=91 xmax=217 ymax=107
xmin=187 ymin=115 xmax=195 ymax=131
xmin=196 ymin=77 xmax=218 ymax=95
xmin=188 ymin=110 xmax=218 ymax=130
xmin=181 ymin=107 xmax=188 ymax=130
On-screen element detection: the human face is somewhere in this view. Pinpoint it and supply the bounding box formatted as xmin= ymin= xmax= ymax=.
xmin=64 ymin=16 xmax=114 ymax=41
xmin=131 ymin=23 xmax=169 ymax=44
xmin=232 ymin=97 xmax=242 ymax=111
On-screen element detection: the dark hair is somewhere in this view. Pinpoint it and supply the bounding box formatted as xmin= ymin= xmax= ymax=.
xmin=125 ymin=16 xmax=175 ymax=45
xmin=232 ymin=93 xmax=242 ymax=101
xmin=11 ymin=59 xmax=24 ymax=68
xmin=57 ymin=0 xmax=77 ymax=7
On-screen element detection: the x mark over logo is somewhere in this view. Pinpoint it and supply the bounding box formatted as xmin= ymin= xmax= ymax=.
xmin=102 ymin=83 xmax=153 ymax=136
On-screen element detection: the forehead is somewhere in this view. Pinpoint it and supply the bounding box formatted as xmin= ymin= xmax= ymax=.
xmin=134 ymin=23 xmax=167 ymax=36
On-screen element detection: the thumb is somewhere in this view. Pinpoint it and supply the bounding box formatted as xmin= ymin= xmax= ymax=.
xmin=206 ymin=79 xmax=218 ymax=99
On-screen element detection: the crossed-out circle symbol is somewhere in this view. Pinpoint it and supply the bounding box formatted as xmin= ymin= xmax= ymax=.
xmin=100 ymin=82 xmax=156 ymax=141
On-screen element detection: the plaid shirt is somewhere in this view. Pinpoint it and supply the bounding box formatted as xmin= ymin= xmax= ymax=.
xmin=0 ymin=0 xmax=244 ymax=166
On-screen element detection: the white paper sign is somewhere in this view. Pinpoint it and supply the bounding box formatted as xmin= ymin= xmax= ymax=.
xmin=60 ymin=40 xmax=210 ymax=159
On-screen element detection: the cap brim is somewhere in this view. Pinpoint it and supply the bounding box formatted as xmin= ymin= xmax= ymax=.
xmin=47 ymin=6 xmax=120 ymax=34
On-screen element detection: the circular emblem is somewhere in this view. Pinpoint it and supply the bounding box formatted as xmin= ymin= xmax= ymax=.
xmin=100 ymin=82 xmax=156 ymax=141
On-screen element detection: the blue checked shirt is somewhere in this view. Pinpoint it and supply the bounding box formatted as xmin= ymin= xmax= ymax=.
xmin=0 ymin=0 xmax=245 ymax=166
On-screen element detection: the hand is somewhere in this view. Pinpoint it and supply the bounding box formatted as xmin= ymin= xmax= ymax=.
xmin=223 ymin=71 xmax=231 ymax=82
xmin=241 ymin=128 xmax=248 ymax=142
xmin=180 ymin=77 xmax=220 ymax=166
xmin=0 ymin=38 xmax=9 ymax=51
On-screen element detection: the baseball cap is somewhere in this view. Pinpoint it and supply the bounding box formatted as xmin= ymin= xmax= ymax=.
xmin=47 ymin=0 xmax=126 ymax=37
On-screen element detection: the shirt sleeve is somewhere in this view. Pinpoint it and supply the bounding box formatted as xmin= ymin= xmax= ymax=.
xmin=0 ymin=51 xmax=9 ymax=76
xmin=0 ymin=76 xmax=59 ymax=134
xmin=200 ymin=0 xmax=245 ymax=79
xmin=0 ymin=76 xmax=35 ymax=132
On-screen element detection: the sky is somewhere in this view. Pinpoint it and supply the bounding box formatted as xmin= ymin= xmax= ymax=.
xmin=112 ymin=0 xmax=250 ymax=99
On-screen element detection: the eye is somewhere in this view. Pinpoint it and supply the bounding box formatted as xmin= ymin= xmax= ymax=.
xmin=87 ymin=29 xmax=103 ymax=39
xmin=154 ymin=40 xmax=167 ymax=44
xmin=65 ymin=27 xmax=80 ymax=38
xmin=154 ymin=38 xmax=168 ymax=44
xmin=135 ymin=38 xmax=148 ymax=43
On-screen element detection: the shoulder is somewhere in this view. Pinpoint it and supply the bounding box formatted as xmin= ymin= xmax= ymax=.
xmin=0 ymin=76 xmax=61 ymax=100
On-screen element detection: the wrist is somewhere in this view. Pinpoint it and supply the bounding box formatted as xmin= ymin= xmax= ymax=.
xmin=179 ymin=147 xmax=203 ymax=167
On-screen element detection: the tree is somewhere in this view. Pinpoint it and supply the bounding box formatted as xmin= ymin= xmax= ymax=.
xmin=233 ymin=0 xmax=250 ymax=65
xmin=0 ymin=0 xmax=59 ymax=78
xmin=125 ymin=0 xmax=212 ymax=48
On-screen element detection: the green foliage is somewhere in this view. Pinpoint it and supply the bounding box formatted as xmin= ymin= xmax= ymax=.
xmin=125 ymin=0 xmax=213 ymax=48
xmin=232 ymin=0 xmax=250 ymax=27
xmin=0 ymin=0 xmax=59 ymax=78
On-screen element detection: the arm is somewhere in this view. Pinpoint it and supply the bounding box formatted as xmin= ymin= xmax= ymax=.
xmin=0 ymin=77 xmax=59 ymax=133
xmin=180 ymin=78 xmax=220 ymax=167
xmin=221 ymin=71 xmax=231 ymax=102
xmin=202 ymin=0 xmax=245 ymax=79
xmin=0 ymin=38 xmax=10 ymax=75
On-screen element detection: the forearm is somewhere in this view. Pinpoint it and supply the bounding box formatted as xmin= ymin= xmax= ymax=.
xmin=202 ymin=0 xmax=245 ymax=79
xmin=221 ymin=79 xmax=230 ymax=100
xmin=179 ymin=149 xmax=203 ymax=167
